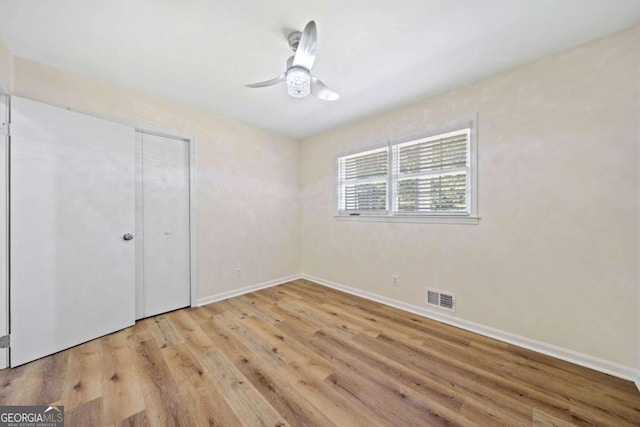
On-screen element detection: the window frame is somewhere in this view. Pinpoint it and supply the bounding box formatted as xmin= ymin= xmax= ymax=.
xmin=335 ymin=116 xmax=479 ymax=224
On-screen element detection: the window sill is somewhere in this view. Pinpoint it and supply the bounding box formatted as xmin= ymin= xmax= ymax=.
xmin=334 ymin=215 xmax=480 ymax=225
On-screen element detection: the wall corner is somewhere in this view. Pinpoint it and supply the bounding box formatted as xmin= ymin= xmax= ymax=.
xmin=0 ymin=37 xmax=13 ymax=94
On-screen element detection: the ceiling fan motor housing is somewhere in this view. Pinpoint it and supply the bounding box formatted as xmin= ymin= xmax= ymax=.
xmin=288 ymin=31 xmax=302 ymax=52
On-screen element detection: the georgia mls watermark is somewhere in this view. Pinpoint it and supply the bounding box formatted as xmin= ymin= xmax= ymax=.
xmin=0 ymin=405 xmax=64 ymax=427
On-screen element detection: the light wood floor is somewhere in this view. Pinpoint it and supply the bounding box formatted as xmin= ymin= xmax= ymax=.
xmin=0 ymin=279 xmax=639 ymax=426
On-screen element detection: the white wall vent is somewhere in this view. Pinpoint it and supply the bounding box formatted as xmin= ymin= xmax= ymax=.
xmin=425 ymin=288 xmax=456 ymax=312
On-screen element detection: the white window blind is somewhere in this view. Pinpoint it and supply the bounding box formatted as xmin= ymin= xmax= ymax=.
xmin=335 ymin=119 xmax=477 ymax=223
xmin=392 ymin=129 xmax=470 ymax=215
xmin=337 ymin=147 xmax=389 ymax=214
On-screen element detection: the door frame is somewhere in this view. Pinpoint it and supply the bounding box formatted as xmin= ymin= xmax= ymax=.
xmin=132 ymin=125 xmax=197 ymax=310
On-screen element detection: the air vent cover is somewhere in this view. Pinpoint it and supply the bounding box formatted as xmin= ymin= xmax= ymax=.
xmin=425 ymin=288 xmax=456 ymax=312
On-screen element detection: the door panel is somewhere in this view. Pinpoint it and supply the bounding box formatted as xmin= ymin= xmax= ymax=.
xmin=0 ymin=94 xmax=7 ymax=369
xmin=138 ymin=132 xmax=190 ymax=318
xmin=10 ymin=97 xmax=136 ymax=366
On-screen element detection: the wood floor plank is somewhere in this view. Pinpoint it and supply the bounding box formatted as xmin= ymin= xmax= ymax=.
xmin=0 ymin=357 xmax=47 ymax=405
xmin=184 ymin=376 xmax=244 ymax=427
xmin=277 ymin=360 xmax=386 ymax=427
xmin=101 ymin=330 xmax=146 ymax=425
xmin=532 ymin=409 xmax=579 ymax=427
xmin=275 ymin=297 xmax=360 ymax=341
xmin=235 ymin=349 xmax=339 ymax=427
xmin=0 ymin=279 xmax=638 ymax=426
xmin=37 ymin=350 xmax=68 ymax=406
xmin=120 ymin=409 xmax=151 ymax=427
xmin=242 ymin=292 xmax=286 ymax=324
xmin=61 ymin=339 xmax=103 ymax=412
xmin=199 ymin=349 xmax=288 ymax=427
xmin=215 ymin=312 xmax=288 ymax=370
xmin=165 ymin=309 xmax=216 ymax=353
xmin=133 ymin=338 xmax=197 ymax=427
xmin=160 ymin=341 xmax=206 ymax=384
xmin=66 ymin=397 xmax=103 ymax=427
xmin=149 ymin=315 xmax=182 ymax=347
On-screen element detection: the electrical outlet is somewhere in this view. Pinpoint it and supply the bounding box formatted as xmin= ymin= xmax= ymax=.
xmin=392 ymin=275 xmax=399 ymax=287
xmin=235 ymin=268 xmax=241 ymax=278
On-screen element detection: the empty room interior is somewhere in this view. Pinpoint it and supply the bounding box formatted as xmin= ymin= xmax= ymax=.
xmin=0 ymin=1 xmax=640 ymax=425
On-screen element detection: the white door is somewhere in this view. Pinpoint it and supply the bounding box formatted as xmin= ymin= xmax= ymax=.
xmin=10 ymin=97 xmax=136 ymax=366
xmin=135 ymin=132 xmax=190 ymax=319
xmin=0 ymin=95 xmax=7 ymax=369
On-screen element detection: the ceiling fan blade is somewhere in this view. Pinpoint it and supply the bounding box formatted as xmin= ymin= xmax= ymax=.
xmin=293 ymin=21 xmax=317 ymax=70
xmin=311 ymin=76 xmax=339 ymax=101
xmin=245 ymin=73 xmax=286 ymax=88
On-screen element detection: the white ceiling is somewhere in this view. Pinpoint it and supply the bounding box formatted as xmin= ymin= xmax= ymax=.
xmin=1 ymin=1 xmax=639 ymax=139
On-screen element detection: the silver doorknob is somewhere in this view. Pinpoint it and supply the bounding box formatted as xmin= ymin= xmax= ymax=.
xmin=123 ymin=233 xmax=134 ymax=241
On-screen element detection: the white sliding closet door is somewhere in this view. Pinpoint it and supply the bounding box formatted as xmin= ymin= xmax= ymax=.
xmin=10 ymin=97 xmax=136 ymax=366
xmin=136 ymin=132 xmax=190 ymax=319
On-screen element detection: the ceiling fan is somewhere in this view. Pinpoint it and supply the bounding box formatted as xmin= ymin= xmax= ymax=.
xmin=246 ymin=21 xmax=339 ymax=101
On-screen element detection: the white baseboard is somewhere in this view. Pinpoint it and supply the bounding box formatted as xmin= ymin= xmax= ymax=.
xmin=301 ymin=273 xmax=640 ymax=386
xmin=197 ymin=274 xmax=302 ymax=307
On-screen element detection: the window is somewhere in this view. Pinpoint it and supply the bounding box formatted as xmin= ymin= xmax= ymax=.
xmin=336 ymin=119 xmax=477 ymax=223
xmin=337 ymin=147 xmax=389 ymax=215
xmin=393 ymin=129 xmax=470 ymax=215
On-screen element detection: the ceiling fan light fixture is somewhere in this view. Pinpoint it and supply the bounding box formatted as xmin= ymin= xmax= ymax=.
xmin=246 ymin=21 xmax=338 ymax=101
xmin=286 ymin=67 xmax=311 ymax=98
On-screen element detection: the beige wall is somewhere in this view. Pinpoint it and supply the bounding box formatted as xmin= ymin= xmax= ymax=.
xmin=300 ymin=26 xmax=640 ymax=367
xmin=0 ymin=37 xmax=12 ymax=93
xmin=12 ymin=57 xmax=301 ymax=301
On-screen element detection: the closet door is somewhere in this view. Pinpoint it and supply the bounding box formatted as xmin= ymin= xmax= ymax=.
xmin=136 ymin=132 xmax=190 ymax=319
xmin=10 ymin=97 xmax=136 ymax=366
xmin=0 ymin=95 xmax=7 ymax=369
